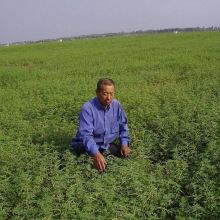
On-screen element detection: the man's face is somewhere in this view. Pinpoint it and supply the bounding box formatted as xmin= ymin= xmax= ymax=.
xmin=96 ymin=85 xmax=115 ymax=108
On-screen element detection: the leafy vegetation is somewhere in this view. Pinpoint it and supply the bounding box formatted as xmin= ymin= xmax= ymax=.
xmin=0 ymin=31 xmax=219 ymax=219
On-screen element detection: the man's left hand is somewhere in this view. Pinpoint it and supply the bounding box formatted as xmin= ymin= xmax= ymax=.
xmin=120 ymin=145 xmax=131 ymax=158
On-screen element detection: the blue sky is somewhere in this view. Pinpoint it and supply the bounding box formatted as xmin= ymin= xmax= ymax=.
xmin=0 ymin=0 xmax=219 ymax=44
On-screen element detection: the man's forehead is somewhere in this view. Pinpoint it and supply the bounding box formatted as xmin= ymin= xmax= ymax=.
xmin=101 ymin=85 xmax=115 ymax=91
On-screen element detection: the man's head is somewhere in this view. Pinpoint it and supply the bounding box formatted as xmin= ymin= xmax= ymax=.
xmin=96 ymin=78 xmax=115 ymax=108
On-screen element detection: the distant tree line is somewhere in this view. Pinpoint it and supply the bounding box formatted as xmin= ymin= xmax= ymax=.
xmin=1 ymin=26 xmax=219 ymax=46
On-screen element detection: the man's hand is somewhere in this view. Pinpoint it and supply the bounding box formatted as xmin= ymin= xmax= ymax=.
xmin=93 ymin=152 xmax=107 ymax=172
xmin=120 ymin=145 xmax=131 ymax=158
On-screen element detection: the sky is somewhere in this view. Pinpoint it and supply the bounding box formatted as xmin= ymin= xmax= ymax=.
xmin=0 ymin=0 xmax=219 ymax=44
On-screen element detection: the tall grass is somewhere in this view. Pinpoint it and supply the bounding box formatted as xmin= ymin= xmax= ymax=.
xmin=0 ymin=31 xmax=219 ymax=219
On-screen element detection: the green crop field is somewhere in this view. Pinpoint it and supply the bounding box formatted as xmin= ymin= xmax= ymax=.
xmin=0 ymin=31 xmax=220 ymax=219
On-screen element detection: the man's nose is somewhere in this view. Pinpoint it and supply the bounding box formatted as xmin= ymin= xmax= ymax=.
xmin=107 ymin=94 xmax=110 ymax=99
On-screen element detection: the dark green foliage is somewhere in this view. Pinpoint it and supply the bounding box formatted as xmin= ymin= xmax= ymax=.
xmin=0 ymin=32 xmax=219 ymax=219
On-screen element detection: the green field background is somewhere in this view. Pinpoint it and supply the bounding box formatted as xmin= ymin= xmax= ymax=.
xmin=0 ymin=32 xmax=219 ymax=219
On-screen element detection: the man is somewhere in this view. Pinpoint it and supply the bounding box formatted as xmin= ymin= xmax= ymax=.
xmin=71 ymin=78 xmax=131 ymax=172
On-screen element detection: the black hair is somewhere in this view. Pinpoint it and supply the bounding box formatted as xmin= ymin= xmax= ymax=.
xmin=97 ymin=78 xmax=115 ymax=91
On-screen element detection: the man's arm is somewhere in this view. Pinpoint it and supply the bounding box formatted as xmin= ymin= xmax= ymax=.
xmin=78 ymin=108 xmax=107 ymax=171
xmin=118 ymin=105 xmax=131 ymax=157
xmin=78 ymin=108 xmax=99 ymax=155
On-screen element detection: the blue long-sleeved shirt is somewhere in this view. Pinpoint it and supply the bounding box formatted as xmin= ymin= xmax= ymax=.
xmin=71 ymin=97 xmax=131 ymax=155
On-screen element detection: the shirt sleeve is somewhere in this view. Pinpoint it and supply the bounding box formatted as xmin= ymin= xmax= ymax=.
xmin=118 ymin=105 xmax=131 ymax=146
xmin=78 ymin=108 xmax=100 ymax=156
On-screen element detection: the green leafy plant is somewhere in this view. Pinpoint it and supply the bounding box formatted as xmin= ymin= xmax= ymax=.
xmin=0 ymin=31 xmax=219 ymax=219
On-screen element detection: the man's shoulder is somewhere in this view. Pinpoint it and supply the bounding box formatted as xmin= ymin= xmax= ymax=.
xmin=112 ymin=99 xmax=122 ymax=108
xmin=82 ymin=97 xmax=96 ymax=110
xmin=81 ymin=98 xmax=123 ymax=111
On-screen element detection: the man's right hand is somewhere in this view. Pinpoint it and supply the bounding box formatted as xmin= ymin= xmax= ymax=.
xmin=93 ymin=152 xmax=107 ymax=172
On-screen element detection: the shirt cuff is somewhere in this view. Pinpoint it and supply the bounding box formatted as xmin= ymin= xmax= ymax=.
xmin=88 ymin=146 xmax=100 ymax=156
xmin=121 ymin=140 xmax=129 ymax=147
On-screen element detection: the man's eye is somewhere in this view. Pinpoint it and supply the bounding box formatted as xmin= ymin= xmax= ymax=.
xmin=102 ymin=92 xmax=114 ymax=96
